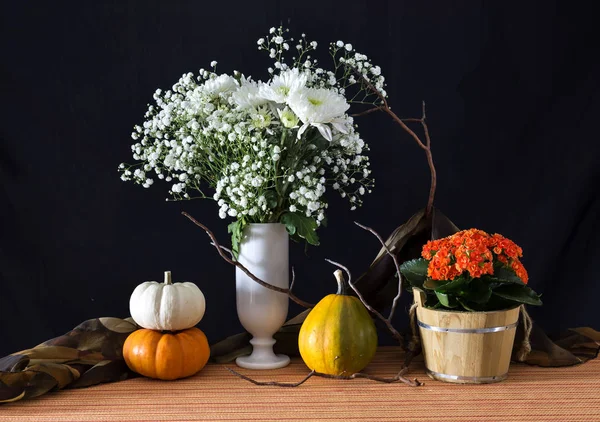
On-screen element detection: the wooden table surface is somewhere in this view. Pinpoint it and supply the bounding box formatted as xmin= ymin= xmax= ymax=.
xmin=1 ymin=347 xmax=598 ymax=421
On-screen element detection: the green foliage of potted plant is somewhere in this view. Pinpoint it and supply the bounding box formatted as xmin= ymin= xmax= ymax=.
xmin=400 ymin=228 xmax=542 ymax=311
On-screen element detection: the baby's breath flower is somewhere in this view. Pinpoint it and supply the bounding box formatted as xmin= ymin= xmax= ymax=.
xmin=120 ymin=26 xmax=376 ymax=238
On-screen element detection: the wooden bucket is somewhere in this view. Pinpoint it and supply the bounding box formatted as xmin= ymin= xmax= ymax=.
xmin=413 ymin=288 xmax=520 ymax=384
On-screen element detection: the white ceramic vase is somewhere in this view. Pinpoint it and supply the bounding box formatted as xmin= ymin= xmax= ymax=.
xmin=235 ymin=223 xmax=290 ymax=369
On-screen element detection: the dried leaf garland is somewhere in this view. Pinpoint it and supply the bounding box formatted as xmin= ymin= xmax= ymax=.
xmin=0 ymin=318 xmax=138 ymax=403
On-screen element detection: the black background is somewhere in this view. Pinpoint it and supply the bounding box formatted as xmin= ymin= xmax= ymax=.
xmin=1 ymin=1 xmax=598 ymax=357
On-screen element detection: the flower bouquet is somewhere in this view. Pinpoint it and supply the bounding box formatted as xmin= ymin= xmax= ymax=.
xmin=119 ymin=27 xmax=386 ymax=252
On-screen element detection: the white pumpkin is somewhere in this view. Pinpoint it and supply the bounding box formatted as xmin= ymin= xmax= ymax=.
xmin=129 ymin=271 xmax=206 ymax=331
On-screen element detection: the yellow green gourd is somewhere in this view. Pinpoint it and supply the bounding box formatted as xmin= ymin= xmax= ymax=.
xmin=298 ymin=270 xmax=378 ymax=375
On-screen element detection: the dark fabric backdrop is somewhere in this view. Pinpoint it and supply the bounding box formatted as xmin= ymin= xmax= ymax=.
xmin=1 ymin=1 xmax=598 ymax=356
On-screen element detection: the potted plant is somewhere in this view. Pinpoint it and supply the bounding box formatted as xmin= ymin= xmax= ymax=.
xmin=400 ymin=228 xmax=542 ymax=383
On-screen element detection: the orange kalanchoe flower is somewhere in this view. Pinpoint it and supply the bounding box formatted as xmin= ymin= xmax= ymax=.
xmin=421 ymin=229 xmax=528 ymax=283
xmin=510 ymin=260 xmax=529 ymax=284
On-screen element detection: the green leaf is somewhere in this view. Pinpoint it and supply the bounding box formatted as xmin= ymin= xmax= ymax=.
xmin=288 ymin=231 xmax=302 ymax=242
xmin=430 ymin=301 xmax=444 ymax=309
xmin=479 ymin=275 xmax=501 ymax=290
xmin=280 ymin=212 xmax=320 ymax=246
xmin=435 ymin=291 xmax=459 ymax=308
xmin=307 ymin=129 xmax=329 ymax=150
xmin=492 ymin=284 xmax=543 ymax=306
xmin=399 ymin=258 xmax=429 ymax=287
xmin=263 ymin=190 xmax=279 ymax=210
xmin=457 ymin=278 xmax=492 ymax=304
xmin=281 ymin=217 xmax=297 ymax=236
xmin=428 ymin=277 xmax=493 ymax=311
xmin=423 ymin=278 xmax=447 ymax=290
xmin=422 ymin=293 xmax=441 ymax=309
xmin=490 ymin=265 xmax=526 ymax=285
xmin=436 ymin=275 xmax=470 ymax=293
xmin=227 ymin=219 xmax=246 ymax=259
xmin=457 ymin=298 xmax=482 ymax=312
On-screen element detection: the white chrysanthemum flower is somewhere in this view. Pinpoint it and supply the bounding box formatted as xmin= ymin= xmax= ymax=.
xmin=203 ymin=74 xmax=238 ymax=95
xmin=259 ymin=68 xmax=308 ymax=103
xmin=287 ymin=87 xmax=350 ymax=141
xmin=251 ymin=105 xmax=273 ymax=129
xmin=277 ymin=106 xmax=299 ymax=128
xmin=230 ymin=78 xmax=270 ymax=109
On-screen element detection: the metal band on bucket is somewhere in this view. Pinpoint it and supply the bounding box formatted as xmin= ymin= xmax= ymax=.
xmin=426 ymin=369 xmax=507 ymax=383
xmin=417 ymin=320 xmax=518 ymax=334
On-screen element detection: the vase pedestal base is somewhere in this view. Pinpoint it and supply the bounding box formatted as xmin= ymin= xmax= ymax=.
xmin=235 ymin=337 xmax=290 ymax=370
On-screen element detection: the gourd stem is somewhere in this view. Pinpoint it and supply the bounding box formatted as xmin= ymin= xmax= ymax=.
xmin=164 ymin=271 xmax=172 ymax=285
xmin=334 ymin=270 xmax=348 ymax=295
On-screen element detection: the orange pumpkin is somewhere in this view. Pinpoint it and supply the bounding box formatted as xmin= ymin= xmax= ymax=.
xmin=123 ymin=327 xmax=210 ymax=380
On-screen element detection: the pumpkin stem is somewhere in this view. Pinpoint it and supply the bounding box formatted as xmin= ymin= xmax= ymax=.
xmin=164 ymin=271 xmax=172 ymax=285
xmin=334 ymin=270 xmax=349 ymax=295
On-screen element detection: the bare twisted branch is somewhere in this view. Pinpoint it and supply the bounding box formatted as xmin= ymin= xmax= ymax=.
xmin=348 ymin=67 xmax=437 ymax=216
xmin=324 ymin=259 xmax=404 ymax=345
xmin=226 ymin=366 xmax=421 ymax=387
xmin=183 ymin=212 xmax=314 ymax=308
xmin=353 ymin=221 xmax=404 ymax=322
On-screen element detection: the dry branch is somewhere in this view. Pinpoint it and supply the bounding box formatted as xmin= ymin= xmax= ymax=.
xmin=353 ymin=221 xmax=404 ymax=321
xmin=324 ymin=258 xmax=404 ymax=345
xmin=349 ymin=67 xmax=437 ymax=216
xmin=226 ymin=366 xmax=422 ymax=387
xmin=349 ymin=221 xmax=422 ymax=369
xmin=182 ymin=211 xmax=314 ymax=309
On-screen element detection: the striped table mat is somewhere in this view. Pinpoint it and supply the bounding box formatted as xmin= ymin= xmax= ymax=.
xmin=1 ymin=347 xmax=598 ymax=421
